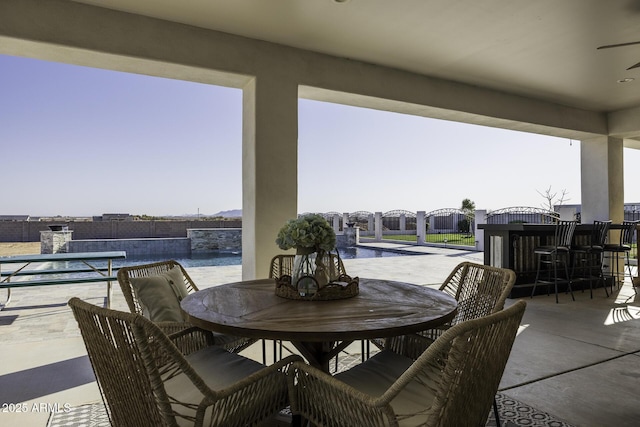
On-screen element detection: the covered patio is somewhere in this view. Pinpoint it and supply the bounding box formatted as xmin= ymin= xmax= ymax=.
xmin=1 ymin=245 xmax=639 ymax=426
xmin=2 ymin=0 xmax=640 ymax=276
xmin=2 ymin=1 xmax=640 ymax=425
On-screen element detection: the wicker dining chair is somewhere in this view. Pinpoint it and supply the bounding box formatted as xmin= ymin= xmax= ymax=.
xmin=262 ymin=253 xmax=346 ymax=360
xmin=289 ymin=300 xmax=526 ymax=427
xmin=269 ymin=253 xmax=347 ymax=281
xmin=428 ymin=261 xmax=516 ymax=338
xmin=369 ymin=261 xmax=516 ymax=425
xmin=69 ymin=297 xmax=301 ymax=427
xmin=117 ymin=260 xmax=254 ymax=354
xmin=267 ymin=253 xmax=348 ymax=364
xmin=372 ymin=262 xmax=516 ymax=356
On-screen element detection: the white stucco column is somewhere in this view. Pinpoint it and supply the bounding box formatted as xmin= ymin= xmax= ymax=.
xmin=580 ymin=137 xmax=624 ymax=224
xmin=557 ymin=206 xmax=578 ymax=221
xmin=242 ymin=76 xmax=298 ymax=279
xmin=474 ymin=209 xmax=486 ymax=252
xmin=332 ymin=214 xmax=341 ymax=233
xmin=374 ymin=212 xmax=383 ymax=241
xmin=416 ymin=211 xmax=426 ymax=245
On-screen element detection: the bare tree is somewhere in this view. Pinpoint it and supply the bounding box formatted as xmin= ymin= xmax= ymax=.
xmin=537 ymin=186 xmax=570 ymax=211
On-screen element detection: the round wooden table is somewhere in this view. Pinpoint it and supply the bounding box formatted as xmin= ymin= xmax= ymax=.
xmin=181 ymin=278 xmax=458 ymax=372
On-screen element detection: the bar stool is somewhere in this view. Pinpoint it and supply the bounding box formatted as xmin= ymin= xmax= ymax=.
xmin=603 ymin=220 xmax=638 ymax=293
xmin=531 ymin=220 xmax=577 ymax=303
xmin=570 ymin=220 xmax=611 ymax=298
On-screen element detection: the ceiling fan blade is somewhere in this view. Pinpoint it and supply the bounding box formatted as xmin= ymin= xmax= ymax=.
xmin=598 ymin=40 xmax=640 ymax=49
xmin=627 ymin=61 xmax=640 ymax=70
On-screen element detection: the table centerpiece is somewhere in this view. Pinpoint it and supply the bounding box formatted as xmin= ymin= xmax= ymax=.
xmin=275 ymin=213 xmax=358 ymax=300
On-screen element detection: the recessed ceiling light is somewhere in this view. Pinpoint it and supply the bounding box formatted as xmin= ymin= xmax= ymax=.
xmin=333 ymin=0 xmax=350 ymax=3
xmin=617 ymin=78 xmax=635 ymax=83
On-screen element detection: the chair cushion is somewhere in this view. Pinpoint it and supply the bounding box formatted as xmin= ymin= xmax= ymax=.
xmin=130 ymin=266 xmax=189 ymax=322
xmin=604 ymin=244 xmax=631 ymax=251
xmin=163 ymin=345 xmax=274 ymax=426
xmin=335 ymin=350 xmax=440 ymax=426
xmin=212 ymin=331 xmax=248 ymax=348
xmin=534 ymin=245 xmax=570 ymax=254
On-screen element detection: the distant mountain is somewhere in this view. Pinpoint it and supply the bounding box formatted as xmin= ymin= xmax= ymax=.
xmin=213 ymin=209 xmax=242 ymax=218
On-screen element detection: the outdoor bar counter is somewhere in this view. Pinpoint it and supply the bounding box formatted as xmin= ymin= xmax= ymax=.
xmin=478 ymin=223 xmax=615 ymax=297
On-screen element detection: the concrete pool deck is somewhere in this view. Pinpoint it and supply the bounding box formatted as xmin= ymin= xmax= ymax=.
xmin=1 ymin=244 xmax=640 ymax=426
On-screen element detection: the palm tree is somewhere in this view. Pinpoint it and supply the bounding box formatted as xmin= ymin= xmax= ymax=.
xmin=460 ymin=199 xmax=476 ymax=234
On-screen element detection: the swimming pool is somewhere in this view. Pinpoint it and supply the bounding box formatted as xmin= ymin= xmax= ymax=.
xmin=6 ymin=247 xmax=410 ymax=281
xmin=116 ymin=246 xmax=406 ymax=268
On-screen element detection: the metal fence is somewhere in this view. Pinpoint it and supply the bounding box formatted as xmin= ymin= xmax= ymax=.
xmin=304 ymin=205 xmax=639 ymax=254
xmin=356 ymin=208 xmax=476 ymax=248
xmin=624 ymin=205 xmax=640 ymax=222
xmin=423 ymin=208 xmax=475 ymax=247
xmin=485 ymin=206 xmax=558 ymax=224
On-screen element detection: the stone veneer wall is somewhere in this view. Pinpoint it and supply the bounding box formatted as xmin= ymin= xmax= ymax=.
xmin=0 ymin=220 xmax=242 ymax=242
xmin=343 ymin=226 xmax=359 ymax=246
xmin=39 ymin=227 xmax=350 ymax=257
xmin=187 ymin=228 xmax=242 ymax=252
xmin=40 ymin=230 xmax=73 ymax=254
xmin=67 ymin=238 xmax=191 ymax=257
xmin=60 ymin=228 xmax=243 ymax=257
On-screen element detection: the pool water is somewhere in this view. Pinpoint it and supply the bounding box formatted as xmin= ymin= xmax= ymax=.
xmin=337 ymin=247 xmax=405 ymax=260
xmin=116 ymin=246 xmax=406 ymax=269
xmin=119 ymin=252 xmax=242 ymax=268
xmin=9 ymin=247 xmax=410 ymax=281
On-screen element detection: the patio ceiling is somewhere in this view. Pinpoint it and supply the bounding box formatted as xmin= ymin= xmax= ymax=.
xmin=69 ymin=0 xmax=640 ymax=116
xmin=0 ymin=0 xmax=635 ymax=284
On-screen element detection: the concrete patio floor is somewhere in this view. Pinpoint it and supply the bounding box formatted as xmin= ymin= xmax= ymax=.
xmin=1 ymin=243 xmax=639 ymax=426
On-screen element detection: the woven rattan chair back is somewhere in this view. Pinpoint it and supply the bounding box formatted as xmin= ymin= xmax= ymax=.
xmin=117 ymin=260 xmax=253 ymax=353
xmin=268 ymin=253 xmax=346 ymax=279
xmin=69 ymin=297 xmax=177 ymax=427
xmin=69 ymin=297 xmax=295 ymax=427
xmin=439 ymin=261 xmax=516 ymax=326
xmin=268 ymin=253 xmax=347 ymax=364
xmin=117 ymin=260 xmax=197 ymax=317
xmin=290 ymin=300 xmax=526 ymax=427
xmin=419 ymin=300 xmax=526 ymax=426
xmin=381 ymin=262 xmax=516 ymax=357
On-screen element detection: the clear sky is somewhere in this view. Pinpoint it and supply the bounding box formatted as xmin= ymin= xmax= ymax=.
xmin=3 ymin=53 xmax=640 ymax=217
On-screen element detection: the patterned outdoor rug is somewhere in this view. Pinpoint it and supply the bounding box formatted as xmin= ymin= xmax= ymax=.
xmin=47 ymin=393 xmax=574 ymax=427
xmin=48 ymin=353 xmax=574 ymax=427
xmin=486 ymin=393 xmax=574 ymax=427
